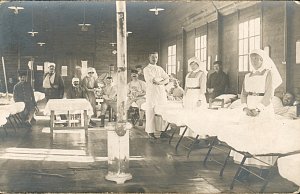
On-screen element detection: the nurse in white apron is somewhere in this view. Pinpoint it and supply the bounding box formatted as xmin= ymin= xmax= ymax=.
xmin=233 ymin=49 xmax=282 ymax=180
xmin=182 ymin=57 xmax=207 ymax=137
xmin=183 ymin=57 xmax=207 ymax=109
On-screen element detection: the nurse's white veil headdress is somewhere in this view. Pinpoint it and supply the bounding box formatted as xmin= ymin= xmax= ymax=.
xmin=188 ymin=57 xmax=207 ymax=75
xmin=249 ymin=49 xmax=282 ymax=90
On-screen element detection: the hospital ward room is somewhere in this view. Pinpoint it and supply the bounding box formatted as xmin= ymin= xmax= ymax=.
xmin=1 ymin=0 xmax=300 ymax=193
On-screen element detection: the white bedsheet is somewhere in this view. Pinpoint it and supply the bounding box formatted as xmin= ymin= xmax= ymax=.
xmin=278 ymin=154 xmax=300 ymax=186
xmin=154 ymin=103 xmax=300 ymax=155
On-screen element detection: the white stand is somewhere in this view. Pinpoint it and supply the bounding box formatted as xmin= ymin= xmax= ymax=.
xmin=105 ymin=122 xmax=132 ymax=184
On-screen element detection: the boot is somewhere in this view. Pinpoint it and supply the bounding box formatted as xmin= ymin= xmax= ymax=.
xmin=100 ymin=115 xmax=105 ymax=127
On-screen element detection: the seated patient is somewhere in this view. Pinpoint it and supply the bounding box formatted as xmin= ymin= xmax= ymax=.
xmin=272 ymin=92 xmax=297 ymax=119
xmin=66 ymin=77 xmax=95 ymax=127
xmin=127 ymin=70 xmax=146 ymax=126
xmin=99 ymin=76 xmax=117 ymax=127
xmin=13 ymin=70 xmax=38 ymax=128
xmin=168 ymin=79 xmax=184 ymax=101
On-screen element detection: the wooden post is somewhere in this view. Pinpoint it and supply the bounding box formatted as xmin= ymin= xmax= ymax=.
xmin=105 ymin=1 xmax=132 ymax=184
xmin=1 ymin=57 xmax=9 ymax=99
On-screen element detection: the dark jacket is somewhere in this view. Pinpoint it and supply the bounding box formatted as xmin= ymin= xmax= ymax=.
xmin=13 ymin=81 xmax=36 ymax=106
xmin=207 ymin=71 xmax=229 ymax=98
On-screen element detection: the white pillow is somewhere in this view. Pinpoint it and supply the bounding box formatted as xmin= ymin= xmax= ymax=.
xmin=215 ymin=94 xmax=237 ymax=104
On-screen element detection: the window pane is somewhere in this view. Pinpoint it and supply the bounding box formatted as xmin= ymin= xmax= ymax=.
xmin=243 ymin=39 xmax=248 ymax=55
xmin=168 ymin=46 xmax=171 ymax=55
xmin=239 ymin=56 xmax=244 ymax=71
xmin=172 ymin=56 xmax=176 ymax=66
xmin=255 ymin=36 xmax=260 ymax=49
xmin=203 ymin=49 xmax=207 ymax=61
xmin=195 ymin=50 xmax=200 ymax=59
xmin=249 ymin=19 xmax=255 ymax=37
xmin=244 ymin=55 xmax=248 ymax=71
xmin=249 ymin=55 xmax=254 ymax=72
xmin=203 ymin=35 xmax=207 ymax=47
xmin=239 ymin=40 xmax=244 ymax=55
xmin=168 ymin=56 xmax=171 ymax=65
xmin=244 ymin=21 xmax=249 ymax=38
xmin=249 ymin=37 xmax=255 ymax=52
xmin=255 ymin=18 xmax=260 ymax=36
xmin=239 ymin=23 xmax=244 ymax=39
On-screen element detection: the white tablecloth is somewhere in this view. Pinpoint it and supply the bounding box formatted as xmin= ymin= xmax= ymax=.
xmin=44 ymin=99 xmax=93 ymax=116
xmin=34 ymin=92 xmax=45 ymax=102
xmin=278 ymin=154 xmax=300 ymax=186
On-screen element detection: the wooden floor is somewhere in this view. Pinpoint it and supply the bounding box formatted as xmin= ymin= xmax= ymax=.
xmin=0 ymin=115 xmax=298 ymax=193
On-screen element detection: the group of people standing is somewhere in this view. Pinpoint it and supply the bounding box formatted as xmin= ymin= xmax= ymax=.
xmin=142 ymin=52 xmax=230 ymax=139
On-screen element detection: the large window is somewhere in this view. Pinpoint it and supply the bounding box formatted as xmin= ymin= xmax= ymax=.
xmin=239 ymin=17 xmax=261 ymax=72
xmin=195 ymin=35 xmax=208 ymax=70
xmin=167 ymin=44 xmax=176 ymax=74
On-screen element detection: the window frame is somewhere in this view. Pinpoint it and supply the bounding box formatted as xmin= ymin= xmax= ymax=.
xmin=195 ymin=34 xmax=208 ymax=70
xmin=167 ymin=44 xmax=177 ymax=75
xmin=238 ymin=17 xmax=261 ymax=72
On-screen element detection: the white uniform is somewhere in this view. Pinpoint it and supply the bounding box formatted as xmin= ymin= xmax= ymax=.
xmin=183 ymin=70 xmax=207 ymax=109
xmin=232 ymin=69 xmax=277 ymax=167
xmin=143 ymin=64 xmax=169 ymax=133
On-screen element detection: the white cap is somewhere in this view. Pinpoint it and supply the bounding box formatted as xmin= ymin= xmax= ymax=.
xmin=48 ymin=63 xmax=56 ymax=68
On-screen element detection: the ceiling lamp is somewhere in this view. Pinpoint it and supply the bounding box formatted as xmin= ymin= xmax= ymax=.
xmin=28 ymin=31 xmax=38 ymax=37
xmin=149 ymin=6 xmax=164 ymax=15
xmin=8 ymin=6 xmax=24 ymax=14
xmin=78 ymin=6 xmax=91 ymax=31
xmin=28 ymin=6 xmax=38 ymax=37
xmin=295 ymin=1 xmax=300 ymax=5
xmin=37 ymin=42 xmax=45 ymax=46
xmin=110 ymin=42 xmax=117 ymax=47
xmin=127 ymin=31 xmax=132 ymax=35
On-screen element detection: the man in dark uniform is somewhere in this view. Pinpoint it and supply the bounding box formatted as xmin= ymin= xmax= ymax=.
xmin=207 ymin=61 xmax=229 ymax=100
xmin=66 ymin=77 xmax=87 ymax=99
xmin=13 ymin=70 xmax=38 ymax=128
xmin=43 ymin=63 xmax=64 ymax=101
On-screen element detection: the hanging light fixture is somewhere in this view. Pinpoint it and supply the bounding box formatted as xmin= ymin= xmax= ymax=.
xmin=149 ymin=6 xmax=164 ymax=15
xmin=78 ymin=6 xmax=91 ymax=31
xmin=28 ymin=6 xmax=38 ymax=37
xmin=8 ymin=5 xmax=24 ymax=14
xmin=37 ymin=42 xmax=45 ymax=46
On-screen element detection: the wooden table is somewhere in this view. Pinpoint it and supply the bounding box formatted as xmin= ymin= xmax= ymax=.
xmin=44 ymin=99 xmax=93 ymax=146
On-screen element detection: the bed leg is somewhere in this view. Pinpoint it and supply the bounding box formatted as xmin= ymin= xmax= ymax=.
xmin=12 ymin=115 xmax=21 ymax=129
xmin=169 ymin=124 xmax=178 ymax=144
xmin=203 ymin=136 xmax=217 ymax=166
xmin=7 ymin=117 xmax=17 ymax=133
xmin=230 ymin=155 xmax=247 ymax=190
xmin=175 ymin=126 xmax=187 ymax=153
xmin=164 ymin=122 xmax=170 ymax=132
xmin=187 ymin=135 xmax=199 ymax=158
xmin=220 ymin=149 xmax=231 ymax=177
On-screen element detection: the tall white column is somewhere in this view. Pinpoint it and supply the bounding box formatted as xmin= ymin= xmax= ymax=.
xmin=105 ymin=1 xmax=132 ymax=184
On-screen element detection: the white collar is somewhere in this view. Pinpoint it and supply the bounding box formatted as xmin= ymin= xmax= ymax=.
xmin=253 ymin=66 xmax=265 ymax=73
